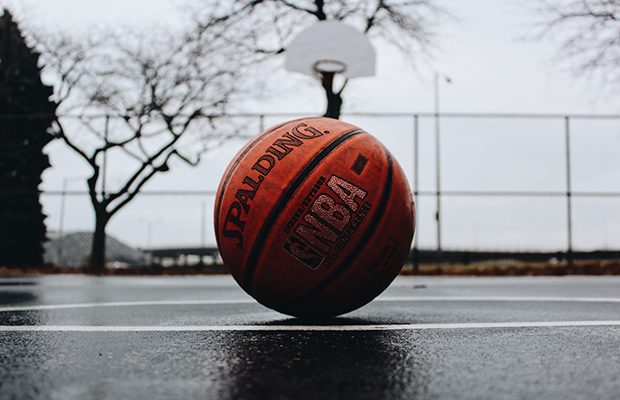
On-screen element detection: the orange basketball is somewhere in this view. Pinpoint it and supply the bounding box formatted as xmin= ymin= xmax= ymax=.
xmin=214 ymin=117 xmax=415 ymax=318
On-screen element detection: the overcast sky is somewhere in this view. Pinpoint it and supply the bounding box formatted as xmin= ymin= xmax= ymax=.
xmin=2 ymin=0 xmax=619 ymax=251
xmin=4 ymin=0 xmax=619 ymax=114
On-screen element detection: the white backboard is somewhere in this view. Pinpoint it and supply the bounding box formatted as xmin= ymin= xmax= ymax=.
xmin=286 ymin=21 xmax=375 ymax=79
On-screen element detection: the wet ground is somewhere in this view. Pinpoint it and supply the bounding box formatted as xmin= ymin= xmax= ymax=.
xmin=1 ymin=275 xmax=619 ymax=399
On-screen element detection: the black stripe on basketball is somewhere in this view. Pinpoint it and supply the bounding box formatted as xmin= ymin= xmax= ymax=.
xmin=278 ymin=145 xmax=394 ymax=314
xmin=243 ymin=129 xmax=366 ymax=292
xmin=214 ymin=117 xmax=314 ymax=243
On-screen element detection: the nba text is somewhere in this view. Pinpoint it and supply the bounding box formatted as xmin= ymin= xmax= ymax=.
xmin=284 ymin=175 xmax=372 ymax=269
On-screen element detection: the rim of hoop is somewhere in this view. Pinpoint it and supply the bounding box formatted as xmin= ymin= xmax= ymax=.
xmin=313 ymin=60 xmax=347 ymax=75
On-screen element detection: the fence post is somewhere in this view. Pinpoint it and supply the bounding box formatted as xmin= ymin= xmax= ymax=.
xmin=102 ymin=115 xmax=109 ymax=200
xmin=57 ymin=179 xmax=68 ymax=265
xmin=565 ymin=116 xmax=573 ymax=263
xmin=413 ymin=114 xmax=420 ymax=272
xmin=435 ymin=109 xmax=442 ymax=252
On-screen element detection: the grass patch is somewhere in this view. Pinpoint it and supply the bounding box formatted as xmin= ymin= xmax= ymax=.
xmin=2 ymin=260 xmax=620 ymax=276
xmin=400 ymin=260 xmax=620 ymax=276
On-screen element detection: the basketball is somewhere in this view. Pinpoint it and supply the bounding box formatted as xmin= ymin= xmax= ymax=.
xmin=214 ymin=117 xmax=415 ymax=318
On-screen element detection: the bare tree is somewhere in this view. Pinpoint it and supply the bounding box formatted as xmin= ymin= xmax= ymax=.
xmin=529 ymin=0 xmax=620 ymax=88
xmin=35 ymin=24 xmax=256 ymax=274
xmin=192 ymin=0 xmax=448 ymax=118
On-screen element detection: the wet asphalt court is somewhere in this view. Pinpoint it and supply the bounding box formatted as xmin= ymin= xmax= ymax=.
xmin=1 ymin=275 xmax=620 ymax=400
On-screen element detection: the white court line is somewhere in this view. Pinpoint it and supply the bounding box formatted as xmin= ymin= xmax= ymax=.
xmin=2 ymin=296 xmax=620 ymax=313
xmin=0 ymin=299 xmax=255 ymax=313
xmin=1 ymin=296 xmax=620 ymax=313
xmin=1 ymin=321 xmax=620 ymax=332
xmin=377 ymin=296 xmax=620 ymax=303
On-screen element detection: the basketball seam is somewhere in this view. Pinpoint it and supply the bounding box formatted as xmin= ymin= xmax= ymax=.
xmin=243 ymin=129 xmax=367 ymax=293
xmin=214 ymin=117 xmax=318 ymax=245
xmin=278 ymin=145 xmax=394 ymax=314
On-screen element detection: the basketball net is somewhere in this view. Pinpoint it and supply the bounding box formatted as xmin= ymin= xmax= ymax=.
xmin=313 ymin=60 xmax=346 ymax=78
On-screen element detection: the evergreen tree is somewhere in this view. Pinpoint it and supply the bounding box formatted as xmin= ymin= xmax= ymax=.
xmin=0 ymin=8 xmax=56 ymax=267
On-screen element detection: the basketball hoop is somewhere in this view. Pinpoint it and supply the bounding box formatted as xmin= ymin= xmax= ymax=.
xmin=285 ymin=21 xmax=375 ymax=119
xmin=313 ymin=60 xmax=347 ymax=76
xmin=286 ymin=21 xmax=375 ymax=79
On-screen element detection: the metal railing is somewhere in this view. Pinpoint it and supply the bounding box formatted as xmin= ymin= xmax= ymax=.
xmin=7 ymin=110 xmax=620 ymax=265
xmin=409 ymin=112 xmax=620 ymax=258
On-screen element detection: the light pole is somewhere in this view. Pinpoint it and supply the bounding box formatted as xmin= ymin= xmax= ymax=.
xmin=139 ymin=219 xmax=161 ymax=249
xmin=434 ymin=72 xmax=451 ymax=252
xmin=201 ymin=201 xmax=208 ymax=247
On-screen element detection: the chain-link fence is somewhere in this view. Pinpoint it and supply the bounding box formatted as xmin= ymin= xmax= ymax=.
xmin=31 ymin=112 xmax=620 ymax=267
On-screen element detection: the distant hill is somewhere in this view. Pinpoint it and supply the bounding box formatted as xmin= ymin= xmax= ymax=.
xmin=44 ymin=232 xmax=147 ymax=268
